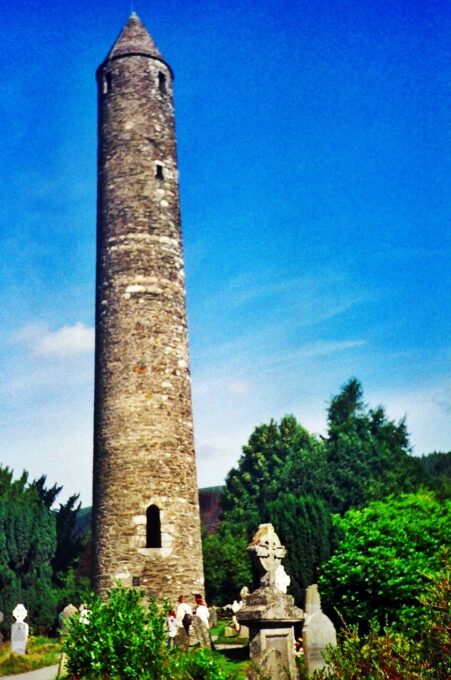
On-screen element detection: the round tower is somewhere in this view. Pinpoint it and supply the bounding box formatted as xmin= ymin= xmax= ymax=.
xmin=92 ymin=13 xmax=204 ymax=600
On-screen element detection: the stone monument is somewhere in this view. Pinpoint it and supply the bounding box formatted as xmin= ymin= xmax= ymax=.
xmin=58 ymin=603 xmax=78 ymax=632
xmin=237 ymin=524 xmax=303 ymax=680
xmin=11 ymin=604 xmax=29 ymax=655
xmin=92 ymin=12 xmax=204 ymax=603
xmin=303 ymin=584 xmax=336 ymax=676
xmin=0 ymin=610 xmax=3 ymax=646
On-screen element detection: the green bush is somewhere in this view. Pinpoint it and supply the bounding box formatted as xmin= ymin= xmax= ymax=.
xmin=64 ymin=584 xmax=170 ymax=679
xmin=319 ymin=492 xmax=450 ymax=635
xmin=63 ymin=583 xmax=242 ymax=679
xmin=314 ymin=621 xmax=430 ymax=679
xmin=308 ymin=559 xmax=450 ymax=679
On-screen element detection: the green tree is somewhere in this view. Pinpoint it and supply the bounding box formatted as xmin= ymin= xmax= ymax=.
xmin=267 ymin=494 xmax=333 ymax=603
xmin=0 ymin=468 xmax=57 ymax=631
xmin=324 ymin=378 xmax=425 ymax=513
xmin=221 ymin=416 xmax=316 ymax=532
xmin=419 ymin=451 xmax=451 ymax=499
xmin=204 ymin=380 xmax=434 ymax=606
xmin=312 ymin=557 xmax=450 ymax=679
xmin=212 ymin=416 xmax=327 ymax=604
xmin=202 ymin=527 xmax=252 ymax=605
xmin=318 ymin=492 xmax=450 ymax=636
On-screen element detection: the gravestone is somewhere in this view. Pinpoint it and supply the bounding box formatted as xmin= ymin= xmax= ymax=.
xmin=11 ymin=604 xmax=29 ymax=655
xmin=192 ymin=615 xmax=211 ymax=648
xmin=303 ymin=584 xmax=336 ymax=676
xmin=237 ymin=524 xmax=303 ymax=680
xmin=58 ymin=603 xmax=78 ymax=632
xmin=209 ymin=606 xmax=218 ymax=628
xmin=0 ymin=611 xmax=3 ymax=646
xmin=231 ymin=586 xmax=250 ymax=638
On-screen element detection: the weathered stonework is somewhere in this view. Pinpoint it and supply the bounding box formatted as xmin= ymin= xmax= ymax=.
xmin=92 ymin=14 xmax=204 ymax=602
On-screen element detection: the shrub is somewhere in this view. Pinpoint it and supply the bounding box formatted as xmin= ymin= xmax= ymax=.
xmin=63 ymin=584 xmax=170 ymax=679
xmin=63 ymin=583 xmax=242 ymax=679
xmin=308 ymin=559 xmax=450 ymax=679
xmin=319 ymin=492 xmax=450 ymax=635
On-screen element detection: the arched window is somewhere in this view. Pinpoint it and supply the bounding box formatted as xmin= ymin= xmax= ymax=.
xmin=158 ymin=72 xmax=167 ymax=94
xmin=146 ymin=505 xmax=161 ymax=548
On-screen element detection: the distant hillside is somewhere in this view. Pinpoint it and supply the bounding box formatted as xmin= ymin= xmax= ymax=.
xmin=74 ymin=505 xmax=92 ymax=537
xmin=75 ymin=486 xmax=224 ymax=537
xmin=198 ymin=486 xmax=224 ymax=533
xmin=419 ymin=451 xmax=451 ymax=496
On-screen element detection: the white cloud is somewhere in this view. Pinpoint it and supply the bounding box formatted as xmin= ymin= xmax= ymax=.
xmin=14 ymin=322 xmax=94 ymax=358
xmin=368 ymin=382 xmax=451 ymax=456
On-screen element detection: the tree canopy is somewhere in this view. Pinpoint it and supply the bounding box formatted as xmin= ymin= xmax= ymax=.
xmin=0 ymin=466 xmax=89 ymax=631
xmin=203 ymin=379 xmax=437 ymax=607
xmin=318 ymin=492 xmax=451 ymax=635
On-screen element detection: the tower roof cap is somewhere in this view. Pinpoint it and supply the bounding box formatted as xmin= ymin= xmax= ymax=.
xmin=105 ymin=12 xmax=166 ymax=64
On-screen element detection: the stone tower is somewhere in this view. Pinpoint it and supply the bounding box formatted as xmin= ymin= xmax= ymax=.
xmin=92 ymin=13 xmax=204 ymax=601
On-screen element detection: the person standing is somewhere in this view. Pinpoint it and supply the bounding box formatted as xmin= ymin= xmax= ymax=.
xmin=167 ymin=609 xmax=178 ymax=647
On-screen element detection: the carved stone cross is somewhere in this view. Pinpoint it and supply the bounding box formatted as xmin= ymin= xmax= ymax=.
xmin=248 ymin=523 xmax=287 ymax=587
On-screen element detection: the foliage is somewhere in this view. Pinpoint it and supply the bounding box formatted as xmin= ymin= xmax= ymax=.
xmin=206 ymin=379 xmax=429 ymax=606
xmin=312 ymin=559 xmax=451 ymax=680
xmin=267 ymin=494 xmax=333 ymax=603
xmin=221 ymin=416 xmax=316 ymax=532
xmin=63 ymin=584 xmax=242 ymax=679
xmin=214 ymin=417 xmax=329 ymax=603
xmin=53 ymin=568 xmax=92 ymax=613
xmin=324 ymin=378 xmax=426 ymax=514
xmin=202 ymin=526 xmax=252 ymax=605
xmin=0 ymin=466 xmax=90 ymax=633
xmin=52 ymin=493 xmax=83 ymax=575
xmin=313 ymin=620 xmax=431 ymax=679
xmin=0 ymin=636 xmax=62 ymax=677
xmin=419 ymin=451 xmax=451 ymax=499
xmin=0 ymin=467 xmax=57 ymax=631
xmin=169 ymin=646 xmax=243 ymax=679
xmin=318 ymin=492 xmax=450 ymax=635
xmin=417 ymin=552 xmax=451 ymax=679
xmin=64 ymin=583 xmax=170 ymax=679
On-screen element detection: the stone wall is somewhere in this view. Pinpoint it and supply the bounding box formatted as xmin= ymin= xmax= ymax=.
xmin=92 ymin=15 xmax=204 ymax=603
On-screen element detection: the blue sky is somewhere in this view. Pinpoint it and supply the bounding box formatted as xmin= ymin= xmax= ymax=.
xmin=0 ymin=0 xmax=449 ymax=505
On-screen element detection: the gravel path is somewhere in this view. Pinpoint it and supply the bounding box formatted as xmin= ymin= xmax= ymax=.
xmin=1 ymin=665 xmax=59 ymax=680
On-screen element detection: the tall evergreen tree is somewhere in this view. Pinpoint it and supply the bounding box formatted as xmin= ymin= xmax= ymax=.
xmin=267 ymin=494 xmax=333 ymax=602
xmin=0 ymin=468 xmax=57 ymax=630
xmin=324 ymin=378 xmax=425 ymax=513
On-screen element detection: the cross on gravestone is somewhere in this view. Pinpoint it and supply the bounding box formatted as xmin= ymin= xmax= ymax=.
xmin=11 ymin=604 xmax=29 ymax=655
xmin=239 ymin=524 xmax=303 ymax=680
xmin=248 ymin=523 xmax=287 ymax=588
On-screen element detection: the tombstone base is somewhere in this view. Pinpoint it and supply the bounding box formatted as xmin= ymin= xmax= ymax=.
xmin=238 ymin=586 xmax=303 ymax=680
xmin=11 ymin=621 xmax=29 ymax=655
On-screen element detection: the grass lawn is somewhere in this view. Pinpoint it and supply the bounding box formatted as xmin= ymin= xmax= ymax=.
xmin=0 ymin=636 xmax=62 ymax=676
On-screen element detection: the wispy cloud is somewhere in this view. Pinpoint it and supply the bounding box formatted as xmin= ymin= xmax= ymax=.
xmin=368 ymin=382 xmax=451 ymax=456
xmin=199 ymin=269 xmax=373 ymax=324
xmin=13 ymin=322 xmax=94 ymax=358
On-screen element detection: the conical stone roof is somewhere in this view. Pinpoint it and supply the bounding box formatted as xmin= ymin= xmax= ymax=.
xmin=106 ymin=12 xmax=165 ymax=62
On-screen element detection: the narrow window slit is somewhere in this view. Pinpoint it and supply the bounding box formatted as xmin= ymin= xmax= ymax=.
xmin=158 ymin=72 xmax=167 ymax=94
xmin=155 ymin=163 xmax=164 ymax=180
xmin=146 ymin=505 xmax=161 ymax=548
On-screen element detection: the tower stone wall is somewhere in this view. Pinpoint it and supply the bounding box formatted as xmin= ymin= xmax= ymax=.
xmin=92 ymin=14 xmax=204 ymax=601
